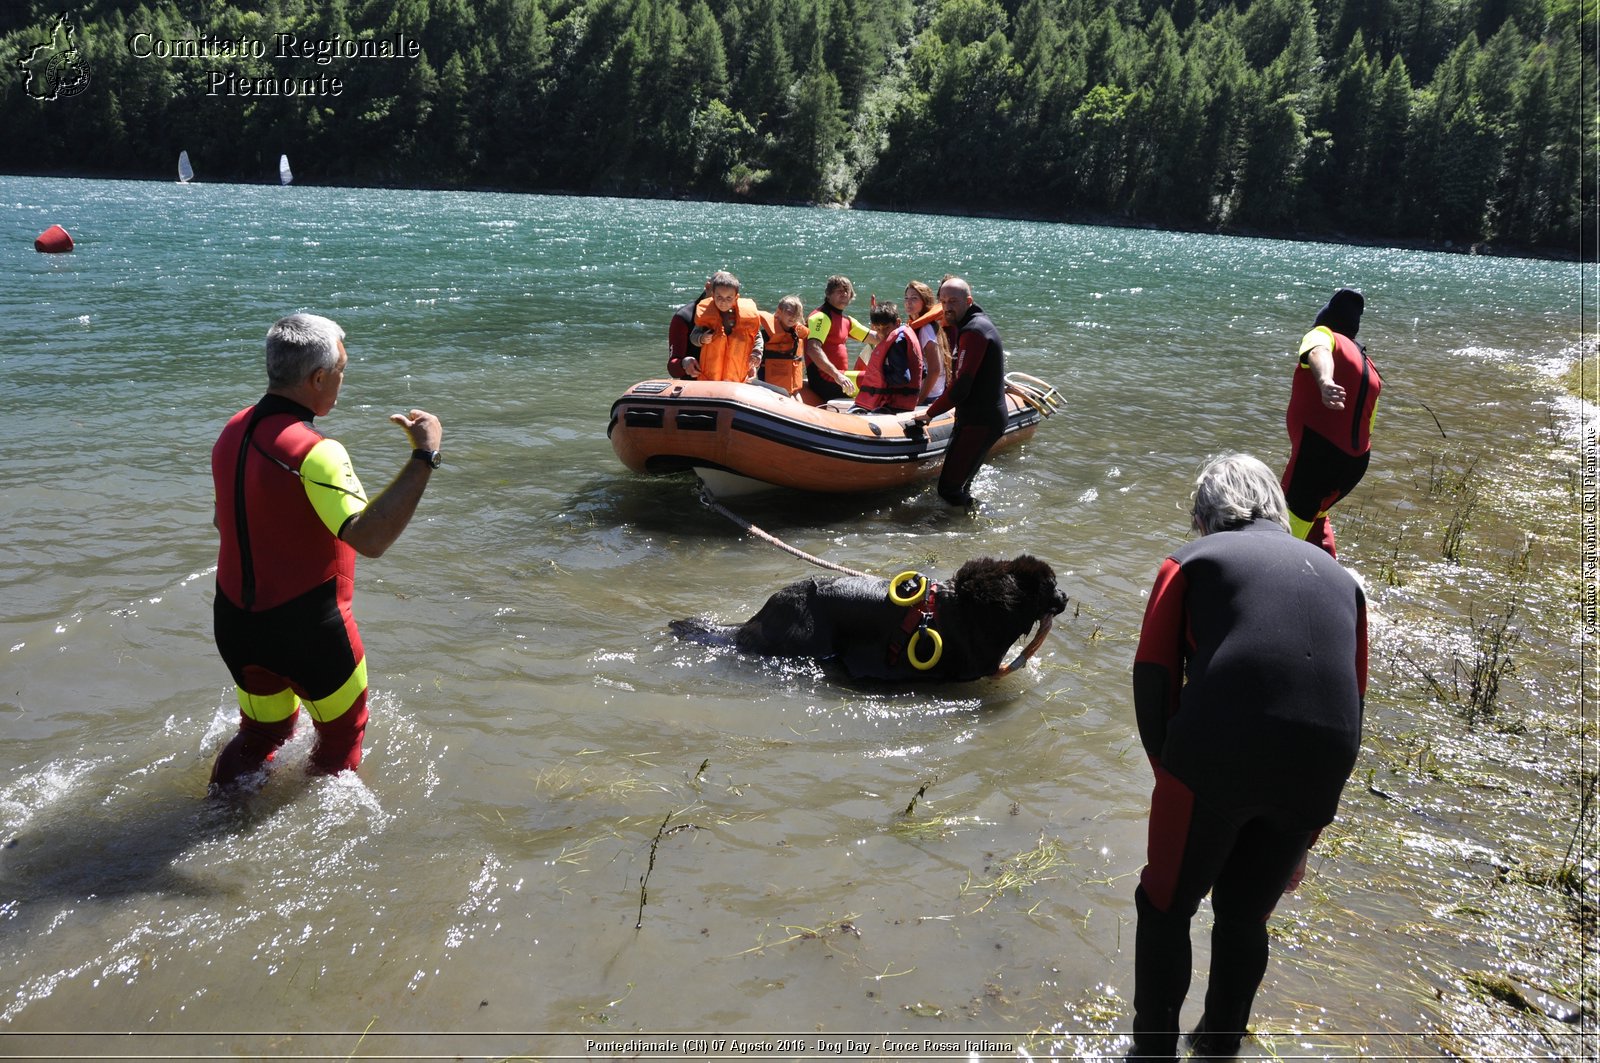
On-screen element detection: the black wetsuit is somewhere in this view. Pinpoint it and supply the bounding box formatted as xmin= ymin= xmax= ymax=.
xmin=1129 ymin=518 xmax=1366 ymax=1056
xmin=921 ymin=303 xmax=1006 ymax=506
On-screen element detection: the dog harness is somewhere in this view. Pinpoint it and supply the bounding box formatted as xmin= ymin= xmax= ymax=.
xmin=885 ymin=571 xmax=943 ymax=671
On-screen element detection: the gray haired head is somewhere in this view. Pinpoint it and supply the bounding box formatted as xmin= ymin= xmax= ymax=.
xmin=1191 ymin=453 xmax=1290 ymax=535
xmin=265 ymin=313 xmax=344 ymax=389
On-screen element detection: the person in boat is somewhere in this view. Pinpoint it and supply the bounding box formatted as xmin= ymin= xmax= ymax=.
xmin=758 ymin=295 xmax=810 ymax=396
xmin=684 ymin=270 xmax=764 ymax=384
xmin=209 ymin=314 xmax=443 ymax=792
xmin=666 ymin=280 xmax=711 ymax=379
xmin=1127 ymin=453 xmax=1365 ymax=1061
xmin=910 ymin=277 xmax=1007 ymax=507
xmin=904 ymin=279 xmax=949 ymax=405
xmin=1279 ymin=287 xmax=1381 ymax=558
xmin=804 ymin=275 xmax=869 ymax=403
xmin=849 ymin=302 xmax=924 ymax=415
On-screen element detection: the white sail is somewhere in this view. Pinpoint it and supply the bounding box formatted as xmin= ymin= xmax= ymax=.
xmin=279 ymin=154 xmax=292 ymax=185
xmin=177 ymin=150 xmax=193 ymax=183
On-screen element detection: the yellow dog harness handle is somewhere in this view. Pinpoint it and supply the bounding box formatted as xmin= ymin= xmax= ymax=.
xmin=906 ymin=625 xmax=943 ymax=670
xmin=889 ymin=570 xmax=930 ymax=607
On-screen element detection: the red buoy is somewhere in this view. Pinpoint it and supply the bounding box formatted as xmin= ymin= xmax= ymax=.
xmin=34 ymin=224 xmax=74 ymax=253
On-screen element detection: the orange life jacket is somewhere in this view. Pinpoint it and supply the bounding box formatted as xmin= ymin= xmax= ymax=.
xmin=759 ymin=312 xmax=810 ymax=394
xmin=693 ymin=296 xmax=762 ymax=382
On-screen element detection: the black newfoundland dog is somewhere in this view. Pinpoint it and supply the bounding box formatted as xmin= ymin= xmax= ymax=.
xmin=670 ymin=555 xmax=1066 ymax=681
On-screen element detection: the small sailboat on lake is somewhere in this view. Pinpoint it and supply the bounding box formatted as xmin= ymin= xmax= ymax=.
xmin=279 ymin=154 xmax=293 ymax=185
xmin=177 ymin=150 xmax=194 ymax=183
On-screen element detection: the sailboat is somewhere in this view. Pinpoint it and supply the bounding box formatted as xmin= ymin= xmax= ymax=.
xmin=177 ymin=150 xmax=194 ymax=183
xmin=279 ymin=154 xmax=293 ymax=186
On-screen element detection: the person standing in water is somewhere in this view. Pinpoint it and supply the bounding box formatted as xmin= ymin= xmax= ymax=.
xmin=666 ymin=279 xmax=710 ymax=379
xmin=910 ymin=276 xmax=1007 ymax=507
xmin=209 ymin=313 xmax=442 ymax=792
xmin=1280 ymin=288 xmax=1382 ymax=557
xmin=1127 ymin=454 xmax=1366 ymax=1060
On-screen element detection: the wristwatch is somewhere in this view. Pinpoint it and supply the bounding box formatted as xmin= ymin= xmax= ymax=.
xmin=412 ymin=448 xmax=442 ymax=469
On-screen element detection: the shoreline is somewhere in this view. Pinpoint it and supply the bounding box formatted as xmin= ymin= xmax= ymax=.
xmin=2 ymin=168 xmax=1583 ymax=264
xmin=1325 ymin=347 xmax=1597 ymax=1047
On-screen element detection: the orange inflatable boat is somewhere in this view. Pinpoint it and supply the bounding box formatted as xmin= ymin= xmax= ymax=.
xmin=608 ymin=373 xmax=1062 ymax=497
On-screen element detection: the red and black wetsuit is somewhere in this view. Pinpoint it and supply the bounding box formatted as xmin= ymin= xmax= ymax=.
xmin=666 ymin=299 xmax=699 ymax=378
xmin=1281 ymin=326 xmax=1382 ymax=557
xmin=922 ymin=303 xmax=1007 ymax=506
xmin=1129 ymin=518 xmax=1366 ymax=1055
xmin=211 ymin=394 xmax=371 ymax=785
xmin=805 ymin=303 xmax=869 ymax=403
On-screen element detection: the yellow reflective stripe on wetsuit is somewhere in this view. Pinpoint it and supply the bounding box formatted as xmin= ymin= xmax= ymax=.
xmin=301 ymin=437 xmax=368 ymax=537
xmin=1297 ymin=326 xmax=1336 ymax=367
xmin=1287 ymin=510 xmax=1320 ymax=541
xmin=235 ymin=655 xmax=369 ymax=724
xmin=807 ymin=308 xmax=869 ymax=368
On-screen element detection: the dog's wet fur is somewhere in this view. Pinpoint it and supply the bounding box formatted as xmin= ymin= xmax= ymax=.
xmin=671 ymin=555 xmax=1066 ymax=681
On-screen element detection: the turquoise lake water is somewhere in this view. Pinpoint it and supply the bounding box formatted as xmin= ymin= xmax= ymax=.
xmin=0 ymin=176 xmax=1589 ymax=1058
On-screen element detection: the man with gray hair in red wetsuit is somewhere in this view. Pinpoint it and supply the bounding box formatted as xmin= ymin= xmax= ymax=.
xmin=209 ymin=313 xmax=443 ymax=793
xmin=1126 ymin=453 xmax=1366 ymax=1060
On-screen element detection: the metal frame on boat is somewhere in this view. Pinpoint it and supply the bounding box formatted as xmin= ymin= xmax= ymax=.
xmin=608 ymin=374 xmax=1062 ymax=497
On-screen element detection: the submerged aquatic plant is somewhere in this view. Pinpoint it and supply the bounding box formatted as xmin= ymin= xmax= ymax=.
xmin=1441 ymin=483 xmax=1478 ymax=563
xmin=1388 ymin=555 xmax=1527 ymax=730
xmin=735 ymin=912 xmax=864 ymax=957
xmin=1379 ymin=522 xmax=1410 ymax=587
xmin=1559 ymin=352 xmax=1599 ymax=407
xmin=959 ymin=834 xmax=1074 ymax=914
xmin=1423 ymin=451 xmax=1482 ymax=563
xmin=1459 ymin=601 xmax=1521 ymax=728
xmin=900 ymin=780 xmax=931 ymax=817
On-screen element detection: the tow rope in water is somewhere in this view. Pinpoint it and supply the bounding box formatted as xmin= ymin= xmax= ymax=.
xmin=696 ymin=481 xmax=873 ymax=579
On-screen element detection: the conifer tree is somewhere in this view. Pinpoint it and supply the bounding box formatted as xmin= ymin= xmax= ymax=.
xmin=0 ymin=0 xmax=1584 ymax=249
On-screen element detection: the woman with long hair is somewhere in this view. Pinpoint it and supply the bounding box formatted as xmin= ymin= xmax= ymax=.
xmin=904 ymin=279 xmax=949 ymax=405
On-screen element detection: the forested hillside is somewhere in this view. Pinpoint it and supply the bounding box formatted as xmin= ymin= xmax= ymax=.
xmin=1 ymin=0 xmax=1590 ymax=252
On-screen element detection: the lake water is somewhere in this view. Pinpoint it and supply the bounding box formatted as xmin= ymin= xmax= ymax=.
xmin=0 ymin=177 xmax=1590 ymax=1060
